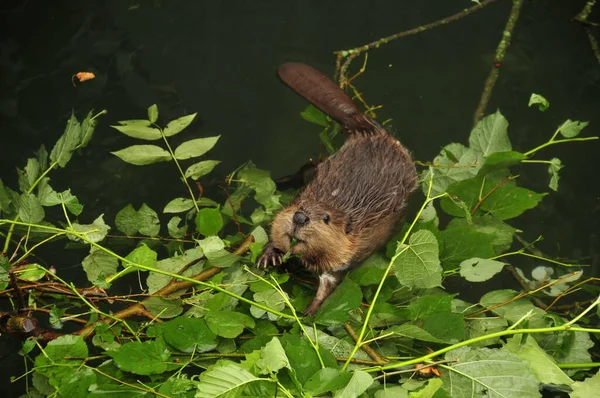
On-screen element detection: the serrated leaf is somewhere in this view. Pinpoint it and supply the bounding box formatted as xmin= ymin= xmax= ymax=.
xmin=115 ymin=204 xmax=138 ymax=235
xmin=388 ymin=323 xmax=447 ymax=344
xmin=571 ymin=370 xmax=600 ymax=398
xmin=147 ymin=104 xmax=158 ymax=123
xmin=162 ymin=317 xmax=217 ymax=352
xmin=333 ymin=370 xmax=373 ymax=398
xmin=460 ymin=257 xmax=505 ymax=282
xmin=18 ymin=193 xmax=44 ymax=223
xmin=528 ymin=93 xmax=550 ymax=111
xmin=24 ymin=158 xmax=40 ymax=188
xmin=184 ymin=160 xmax=221 ymax=180
xmin=305 ymin=368 xmax=353 ymax=396
xmin=173 ymin=136 xmax=220 ymax=160
xmin=137 ymin=203 xmax=160 ymax=236
xmin=442 ymin=346 xmax=540 ymax=398
xmin=422 ymin=144 xmax=483 ymax=196
xmin=50 ymin=112 xmax=82 ymax=167
xmin=163 ymin=197 xmax=195 ymax=213
xmin=195 ymin=362 xmax=261 ymax=398
xmin=34 ymin=335 xmax=88 ymax=388
xmin=111 ymin=145 xmax=172 ymax=165
xmin=393 ymin=230 xmax=442 ymax=288
xmin=505 ymin=335 xmax=573 ymax=386
xmin=255 ymin=337 xmax=290 ymax=375
xmin=80 ymin=110 xmax=99 ymax=147
xmin=70 ymin=214 xmax=110 ymax=243
xmin=477 ymin=151 xmax=526 ymax=176
xmin=469 ymin=110 xmax=512 ymax=157
xmin=110 ymin=125 xmax=162 ymax=140
xmin=447 ymin=215 xmax=516 ymax=255
xmin=147 ymin=247 xmax=204 ymax=293
xmin=557 ymin=119 xmax=588 ymax=138
xmin=82 ymin=246 xmax=119 ymax=286
xmin=143 ymin=297 xmax=183 ymax=318
xmin=17 ymin=264 xmax=46 ymax=282
xmin=314 ymin=277 xmax=362 ymax=325
xmin=480 ymin=185 xmax=545 ymax=220
xmin=164 ymin=113 xmax=197 ymax=137
xmin=206 ymin=311 xmax=256 ymax=339
xmin=108 ymin=339 xmax=170 ymax=375
xmin=167 ymin=216 xmax=187 ymax=238
xmin=125 ymin=244 xmax=157 ymax=269
xmin=547 ymin=158 xmax=562 ymax=191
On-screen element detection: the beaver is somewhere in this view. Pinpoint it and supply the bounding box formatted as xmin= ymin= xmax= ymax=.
xmin=258 ymin=62 xmax=417 ymax=316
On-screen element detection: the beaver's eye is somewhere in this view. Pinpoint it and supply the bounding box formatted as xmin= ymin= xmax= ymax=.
xmin=323 ymin=214 xmax=330 ymax=224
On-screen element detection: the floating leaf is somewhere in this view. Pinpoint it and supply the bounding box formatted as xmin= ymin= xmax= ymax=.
xmin=110 ymin=125 xmax=162 ymax=140
xmin=174 ymin=136 xmax=220 ymax=160
xmin=468 ymin=110 xmax=512 ymax=157
xmin=147 ymin=104 xmax=158 ymax=123
xmin=164 ymin=113 xmax=197 ymax=137
xmin=460 ymin=257 xmax=505 ymax=282
xmin=393 ymin=230 xmax=442 ymax=288
xmin=184 ymin=160 xmax=221 ymax=180
xmin=528 ymin=93 xmax=550 ymax=111
xmin=557 ymin=119 xmax=588 ymax=138
xmin=111 ymin=145 xmax=172 ymax=165
xmin=195 ymin=207 xmax=223 ymax=236
xmin=108 ymin=339 xmax=170 ymax=375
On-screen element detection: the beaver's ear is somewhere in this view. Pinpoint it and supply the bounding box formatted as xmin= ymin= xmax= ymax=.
xmin=344 ymin=216 xmax=353 ymax=234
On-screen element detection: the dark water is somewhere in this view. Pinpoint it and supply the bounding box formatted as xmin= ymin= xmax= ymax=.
xmin=1 ymin=0 xmax=599 ymax=395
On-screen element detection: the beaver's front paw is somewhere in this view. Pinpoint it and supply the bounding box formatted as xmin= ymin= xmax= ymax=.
xmin=257 ymin=243 xmax=284 ymax=268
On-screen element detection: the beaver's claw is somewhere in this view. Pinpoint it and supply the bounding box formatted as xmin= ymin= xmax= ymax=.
xmin=257 ymin=244 xmax=284 ymax=268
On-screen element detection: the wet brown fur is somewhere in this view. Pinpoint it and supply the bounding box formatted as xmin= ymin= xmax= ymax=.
xmin=258 ymin=63 xmax=417 ymax=315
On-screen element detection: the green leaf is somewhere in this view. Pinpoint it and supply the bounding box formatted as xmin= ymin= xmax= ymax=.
xmin=468 ymin=109 xmax=512 ymax=157
xmin=184 ymin=160 xmax=221 ymax=180
xmin=205 ymin=311 xmax=256 ymax=338
xmin=147 ymin=247 xmax=204 ymax=293
xmin=70 ymin=214 xmax=110 ymax=243
xmin=80 ymin=110 xmax=100 ymax=147
xmin=174 ymin=136 xmax=220 ymax=160
xmin=147 ymin=104 xmax=158 ymax=123
xmin=393 ymin=230 xmax=442 ymax=288
xmin=460 ymin=257 xmax=505 ymax=282
xmin=82 ymin=246 xmax=119 ymax=286
xmin=571 ymin=370 xmax=600 ymax=398
xmin=255 ymin=337 xmax=291 ymax=375
xmin=305 ymin=368 xmax=353 ymax=396
xmin=422 ymin=143 xmax=483 ymax=196
xmin=333 ymin=370 xmax=373 ymax=398
xmin=115 ymin=204 xmax=138 ymax=235
xmin=164 ymin=113 xmax=197 ymax=137
xmin=447 ymin=215 xmax=516 ymax=255
xmin=18 ymin=193 xmax=44 ymax=223
xmin=314 ymin=277 xmax=362 ymax=325
xmin=195 ymin=207 xmax=224 ymax=236
xmin=24 ymin=158 xmax=40 ymax=188
xmin=34 ymin=335 xmax=89 ymax=389
xmin=548 ymin=157 xmax=562 ymax=191
xmin=108 ymin=339 xmax=170 ymax=375
xmin=442 ymin=346 xmax=540 ymax=398
xmin=528 ymin=93 xmax=550 ymax=111
xmin=465 ymin=317 xmax=508 ymax=347
xmin=301 ymin=104 xmax=329 ymax=127
xmin=388 ymin=323 xmax=447 ymax=344
xmin=125 ymin=244 xmax=157 ymax=269
xmin=280 ymin=332 xmax=337 ymax=385
xmin=143 ymin=297 xmax=183 ymax=318
xmin=557 ymin=119 xmax=588 ymax=138
xmin=0 ymin=179 xmax=14 ymax=213
xmin=49 ymin=112 xmax=82 ymax=167
xmin=349 ymin=253 xmax=388 ymax=286
xmin=163 ymin=197 xmax=195 ymax=213
xmin=111 ymin=145 xmax=172 ymax=165
xmin=40 ymin=189 xmax=83 ymax=215
xmin=477 ymin=151 xmax=526 ymax=176
xmin=137 ymin=203 xmax=160 ymax=236
xmin=195 ymin=361 xmax=261 ymax=398
xmin=167 ymin=216 xmax=187 ymax=238
xmin=504 ymin=335 xmax=573 ymax=386
xmin=162 ymin=317 xmax=217 ymax=352
xmin=480 ymin=185 xmax=546 ymax=220
xmin=480 ymin=290 xmax=548 ymax=328
xmin=117 ymin=119 xmax=152 ymax=126
xmin=17 ymin=264 xmax=46 ymax=282
xmin=110 ymin=125 xmax=162 ymax=140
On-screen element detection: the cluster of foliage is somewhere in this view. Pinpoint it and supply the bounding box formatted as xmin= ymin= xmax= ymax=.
xmin=0 ymin=95 xmax=599 ymax=397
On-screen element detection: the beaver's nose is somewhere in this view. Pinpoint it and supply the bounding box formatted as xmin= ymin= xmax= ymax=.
xmin=293 ymin=211 xmax=309 ymax=226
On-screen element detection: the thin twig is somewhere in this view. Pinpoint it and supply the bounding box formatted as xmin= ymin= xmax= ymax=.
xmin=344 ymin=322 xmax=388 ymax=364
xmin=473 ymin=0 xmax=524 ymax=126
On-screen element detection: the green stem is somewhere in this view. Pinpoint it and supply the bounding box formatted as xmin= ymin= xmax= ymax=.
xmin=14 ymin=232 xmax=66 ymax=265
xmin=558 ymin=362 xmax=600 ymax=369
xmin=490 ymin=249 xmax=586 ymax=267
xmin=524 ymin=136 xmax=598 ymax=157
xmin=0 ymin=219 xmax=293 ymax=320
xmin=342 ymin=171 xmax=446 ymax=371
xmin=366 ymin=298 xmax=600 ymax=372
xmin=157 ymin=126 xmax=200 ymax=213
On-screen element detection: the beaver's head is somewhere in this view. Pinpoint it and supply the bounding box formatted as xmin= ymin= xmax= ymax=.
xmin=269 ymin=201 xmax=356 ymax=272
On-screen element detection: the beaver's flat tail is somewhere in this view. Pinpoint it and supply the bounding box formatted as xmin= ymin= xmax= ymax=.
xmin=278 ymin=62 xmax=380 ymax=134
